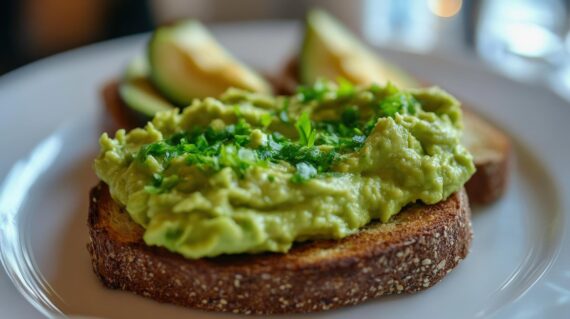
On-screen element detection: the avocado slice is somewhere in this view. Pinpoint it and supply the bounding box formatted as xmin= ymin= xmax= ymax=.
xmin=300 ymin=10 xmax=419 ymax=88
xmin=148 ymin=20 xmax=272 ymax=106
xmin=123 ymin=55 xmax=150 ymax=80
xmin=119 ymin=57 xmax=175 ymax=119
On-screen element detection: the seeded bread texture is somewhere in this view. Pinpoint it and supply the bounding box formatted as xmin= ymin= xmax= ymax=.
xmin=88 ymin=183 xmax=472 ymax=314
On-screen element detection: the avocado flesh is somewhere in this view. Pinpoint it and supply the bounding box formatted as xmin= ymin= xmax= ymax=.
xmin=300 ymin=10 xmax=419 ymax=88
xmin=148 ymin=20 xmax=271 ymax=106
xmin=119 ymin=57 xmax=174 ymax=118
xmin=119 ymin=79 xmax=174 ymax=118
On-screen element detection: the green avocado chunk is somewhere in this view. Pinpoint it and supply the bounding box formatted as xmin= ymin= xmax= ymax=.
xmin=119 ymin=57 xmax=175 ymax=118
xmin=300 ymin=9 xmax=419 ymax=88
xmin=148 ymin=20 xmax=271 ymax=106
xmin=94 ymin=81 xmax=475 ymax=259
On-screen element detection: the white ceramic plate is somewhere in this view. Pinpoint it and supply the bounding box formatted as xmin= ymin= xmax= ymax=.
xmin=1 ymin=22 xmax=569 ymax=319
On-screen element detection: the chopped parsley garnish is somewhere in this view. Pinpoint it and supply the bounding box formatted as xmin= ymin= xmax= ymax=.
xmin=260 ymin=113 xmax=273 ymax=128
xmin=136 ymin=80 xmax=421 ymax=189
xmin=277 ymin=98 xmax=290 ymax=123
xmin=336 ymin=77 xmax=356 ymax=98
xmin=296 ymin=80 xmax=329 ymax=103
xmin=341 ymin=106 xmax=359 ymax=126
xmin=295 ymin=112 xmax=317 ymax=147
xmin=144 ymin=173 xmax=179 ymax=194
xmin=379 ymin=92 xmax=419 ymax=117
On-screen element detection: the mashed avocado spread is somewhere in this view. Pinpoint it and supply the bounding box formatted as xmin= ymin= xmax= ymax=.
xmin=94 ymin=81 xmax=475 ymax=259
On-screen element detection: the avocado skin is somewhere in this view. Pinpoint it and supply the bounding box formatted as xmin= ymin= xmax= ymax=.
xmin=147 ymin=28 xmax=188 ymax=107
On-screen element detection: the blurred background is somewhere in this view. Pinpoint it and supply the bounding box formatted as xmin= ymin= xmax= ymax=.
xmin=1 ymin=0 xmax=570 ymax=99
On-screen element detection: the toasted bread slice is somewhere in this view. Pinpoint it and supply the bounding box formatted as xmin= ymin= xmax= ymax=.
xmin=87 ymin=183 xmax=471 ymax=314
xmin=100 ymin=80 xmax=143 ymax=131
xmin=269 ymin=58 xmax=511 ymax=204
xmin=461 ymin=109 xmax=511 ymax=204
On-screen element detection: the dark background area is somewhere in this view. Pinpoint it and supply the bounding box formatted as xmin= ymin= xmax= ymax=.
xmin=0 ymin=0 xmax=154 ymax=74
xmin=0 ymin=0 xmax=328 ymax=75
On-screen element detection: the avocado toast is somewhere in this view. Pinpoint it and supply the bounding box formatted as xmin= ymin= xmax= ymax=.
xmin=88 ymin=183 xmax=471 ymax=314
xmin=87 ymin=14 xmax=484 ymax=314
xmin=91 ymin=76 xmax=475 ymax=313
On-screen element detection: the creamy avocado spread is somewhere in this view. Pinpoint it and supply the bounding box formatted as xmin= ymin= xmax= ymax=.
xmin=94 ymin=81 xmax=475 ymax=259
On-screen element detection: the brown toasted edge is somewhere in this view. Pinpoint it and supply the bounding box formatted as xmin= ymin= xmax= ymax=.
xmin=269 ymin=56 xmax=300 ymax=95
xmin=100 ymin=80 xmax=147 ymax=132
xmin=88 ymin=183 xmax=472 ymax=314
xmin=466 ymin=158 xmax=509 ymax=205
xmin=462 ymin=109 xmax=511 ymax=205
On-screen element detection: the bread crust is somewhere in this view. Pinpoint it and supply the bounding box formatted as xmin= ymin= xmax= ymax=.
xmin=100 ymin=80 xmax=145 ymax=131
xmin=87 ymin=183 xmax=472 ymax=314
xmin=465 ymin=159 xmax=509 ymax=204
xmin=462 ymin=109 xmax=511 ymax=204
